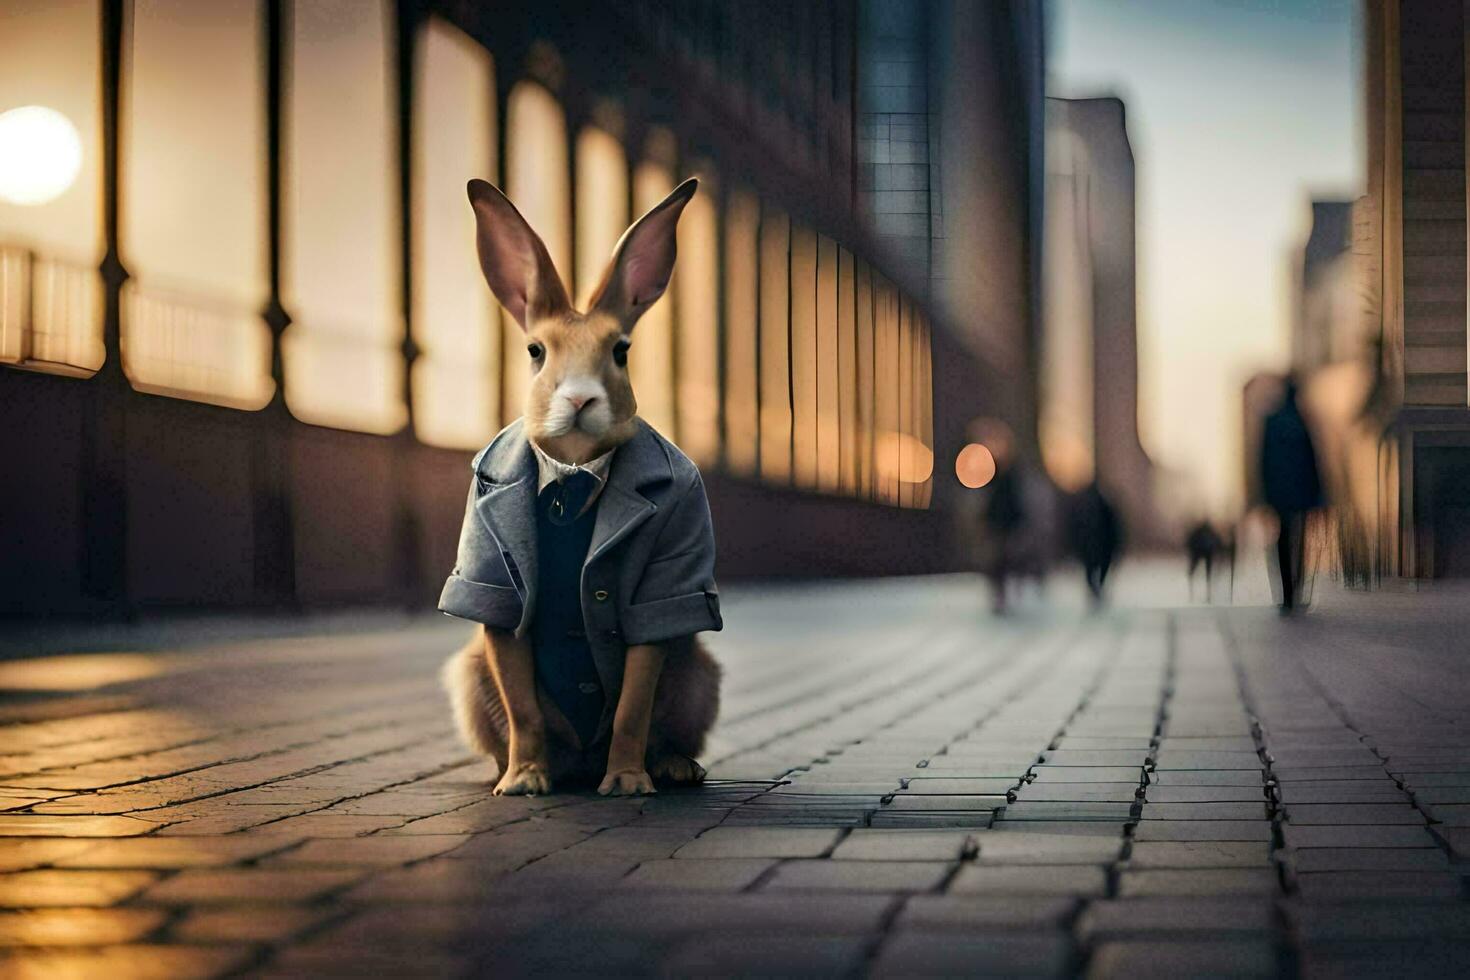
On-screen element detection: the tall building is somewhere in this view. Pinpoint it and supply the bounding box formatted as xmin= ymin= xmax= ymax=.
xmin=0 ymin=0 xmax=1045 ymax=613
xmin=1041 ymin=96 xmax=1156 ymax=539
xmin=1359 ymin=0 xmax=1470 ymax=579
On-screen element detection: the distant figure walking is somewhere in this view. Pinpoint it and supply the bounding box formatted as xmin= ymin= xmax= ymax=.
xmin=1185 ymin=520 xmax=1224 ymax=600
xmin=1067 ymin=482 xmax=1122 ymax=607
xmin=1260 ymin=378 xmax=1323 ymax=613
xmin=981 ymin=458 xmax=1027 ymax=614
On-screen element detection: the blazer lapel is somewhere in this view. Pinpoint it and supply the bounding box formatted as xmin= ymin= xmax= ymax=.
xmin=472 ymin=424 xmax=538 ymax=634
xmin=587 ymin=423 xmax=668 ymax=565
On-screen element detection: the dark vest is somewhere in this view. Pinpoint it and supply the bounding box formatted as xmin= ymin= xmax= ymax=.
xmin=530 ymin=475 xmax=604 ymax=748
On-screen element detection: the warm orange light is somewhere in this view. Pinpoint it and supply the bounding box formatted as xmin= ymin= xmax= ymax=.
xmin=955 ymin=442 xmax=997 ymax=488
xmin=875 ymin=430 xmax=934 ymax=484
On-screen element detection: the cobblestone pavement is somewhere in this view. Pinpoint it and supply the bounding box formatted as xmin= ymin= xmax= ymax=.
xmin=2 ymin=569 xmax=1469 ymax=978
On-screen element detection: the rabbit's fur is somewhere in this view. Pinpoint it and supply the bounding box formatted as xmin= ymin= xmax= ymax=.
xmin=442 ymin=176 xmax=721 ymax=794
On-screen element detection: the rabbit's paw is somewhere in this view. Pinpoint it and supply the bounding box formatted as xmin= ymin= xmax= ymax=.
xmin=494 ymin=761 xmax=552 ymax=796
xmin=598 ymin=768 xmax=656 ymax=796
xmin=650 ymin=753 xmax=706 ymax=786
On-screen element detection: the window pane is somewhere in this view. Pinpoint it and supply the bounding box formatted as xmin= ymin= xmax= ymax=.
xmin=872 ymin=274 xmax=899 ymax=504
xmin=674 ymin=167 xmax=720 ymax=466
xmin=504 ymin=80 xmax=570 ymax=423
xmin=631 ymin=128 xmax=677 ymax=438
xmin=915 ymin=310 xmax=935 ymax=507
xmin=574 ymin=124 xmax=627 ymax=309
xmin=758 ymin=204 xmax=791 ymax=483
xmin=0 ymin=0 xmax=105 ymax=374
xmin=898 ymin=295 xmax=913 ymax=507
xmin=815 ymin=233 xmax=840 ymax=492
xmin=282 ymin=0 xmax=404 ymax=434
xmin=121 ymin=0 xmax=271 ymax=409
xmin=411 ymin=16 xmax=498 ymax=449
xmin=789 ymin=224 xmax=817 ymax=488
xmin=722 ymin=187 xmax=759 ymax=476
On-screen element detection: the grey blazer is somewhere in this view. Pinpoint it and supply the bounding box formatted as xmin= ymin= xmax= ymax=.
xmin=439 ymin=418 xmax=723 ymax=696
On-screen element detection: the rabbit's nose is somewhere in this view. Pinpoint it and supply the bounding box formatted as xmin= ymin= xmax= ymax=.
xmin=568 ymin=394 xmax=595 ymax=412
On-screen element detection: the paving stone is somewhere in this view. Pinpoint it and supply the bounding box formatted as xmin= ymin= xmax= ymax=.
xmin=51 ymin=836 xmax=294 ymax=869
xmin=1292 ymin=870 xmax=1464 ymax=901
xmin=898 ymin=777 xmax=1019 ymax=795
xmin=1422 ymin=803 xmax=1470 ymax=825
xmin=1146 ymin=785 xmax=1267 ymax=804
xmin=830 ymin=830 xmax=973 ymax=861
xmin=0 ymin=869 xmax=156 ymax=907
xmin=1283 ymin=804 xmax=1424 ymax=825
xmin=170 ymin=905 xmax=337 ymax=943
xmin=1273 ymin=766 xmax=1393 ymax=782
xmin=672 ymin=827 xmax=842 ymax=859
xmin=0 ymin=815 xmax=157 ymax=837
xmin=141 ymin=867 xmax=366 ymax=904
xmin=1078 ymin=898 xmax=1276 ymax=939
xmin=1152 ymin=752 xmax=1263 ymax=770
xmin=1042 ymin=751 xmax=1152 ymax=767
xmin=998 ymin=802 xmax=1136 ymax=822
xmin=0 ymin=839 xmax=96 ymax=872
xmin=871 ymin=930 xmax=1074 ymax=977
xmin=1126 ymin=842 xmax=1273 ymax=869
xmin=1148 ymin=771 xmax=1268 ymax=786
xmin=1275 ymin=783 xmax=1409 ymax=804
xmin=1295 ymin=940 xmax=1470 ymax=979
xmin=617 ymin=858 xmax=774 ymax=891
xmin=973 ymin=832 xmax=1123 ymax=865
xmin=949 ymin=864 xmax=1107 ymax=897
xmin=880 ymin=795 xmax=1003 ymax=812
xmin=1286 ymin=902 xmax=1470 ymax=941
xmin=1013 ymin=783 xmax=1141 ymax=803
xmin=1284 ymin=847 xmax=1450 ymax=872
xmin=660 ymin=933 xmax=871 ymax=976
xmin=1030 ymin=767 xmax=1144 ymax=784
xmin=895 ymin=895 xmax=1076 ymax=931
xmin=990 ymin=821 xmax=1132 ymax=838
xmin=0 ymin=944 xmax=255 ymax=979
xmin=1119 ymin=868 xmax=1279 ymax=897
xmin=1411 ymin=787 xmax=1470 ymax=805
xmin=264 ymin=834 xmax=469 ymax=866
xmin=1439 ymin=826 xmax=1470 ymax=858
xmin=261 ymin=945 xmax=472 ymax=977
xmin=572 ymin=892 xmax=897 ymax=935
xmin=763 ymin=859 xmax=952 ymax=892
xmin=1140 ymin=803 xmax=1269 ymax=821
xmin=0 ymin=907 xmax=167 ymax=946
xmin=1281 ymin=824 xmax=1437 ymax=849
xmin=1133 ymin=821 xmax=1273 ymax=843
xmin=1087 ymin=938 xmax=1277 ymax=978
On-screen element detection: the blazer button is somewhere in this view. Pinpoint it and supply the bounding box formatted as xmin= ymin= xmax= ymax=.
xmin=593 ymin=590 xmax=610 ymax=602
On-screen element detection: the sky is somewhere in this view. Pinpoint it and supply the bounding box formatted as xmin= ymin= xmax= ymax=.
xmin=1048 ymin=0 xmax=1363 ymax=517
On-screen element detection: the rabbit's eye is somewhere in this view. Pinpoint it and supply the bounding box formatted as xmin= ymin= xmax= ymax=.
xmin=613 ymin=339 xmax=630 ymax=367
xmin=527 ymin=342 xmax=544 ymax=361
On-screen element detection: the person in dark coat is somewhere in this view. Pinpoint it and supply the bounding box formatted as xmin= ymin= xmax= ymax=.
xmin=981 ymin=459 xmax=1026 ymax=614
xmin=1260 ymin=378 xmax=1323 ymax=613
xmin=1185 ymin=520 xmax=1224 ymax=600
xmin=1067 ymin=482 xmax=1122 ymax=607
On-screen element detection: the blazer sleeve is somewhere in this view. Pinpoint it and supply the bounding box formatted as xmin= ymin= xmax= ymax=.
xmin=437 ymin=482 xmax=523 ymax=631
xmin=622 ymin=472 xmax=723 ymax=645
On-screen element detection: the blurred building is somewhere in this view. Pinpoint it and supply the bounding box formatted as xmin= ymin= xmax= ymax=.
xmin=1040 ymin=96 xmax=1157 ymax=542
xmin=1357 ymin=0 xmax=1470 ymax=579
xmin=0 ymin=0 xmax=1045 ymax=614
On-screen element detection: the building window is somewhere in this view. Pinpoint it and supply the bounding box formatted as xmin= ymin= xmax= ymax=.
xmin=574 ymin=121 xmax=628 ymax=308
xmin=789 ymin=222 xmax=818 ymax=488
xmin=630 ymin=128 xmax=679 ymax=437
xmin=815 ymin=233 xmax=840 ymax=492
xmin=722 ymin=187 xmax=760 ymax=476
xmin=758 ymin=203 xmax=792 ymax=483
xmin=836 ymin=245 xmax=858 ymax=494
xmin=674 ymin=164 xmax=720 ymax=466
xmin=411 ymin=16 xmax=498 ymax=449
xmin=0 ymin=0 xmax=105 ymax=375
xmin=504 ymin=79 xmax=570 ymax=421
xmin=120 ymin=0 xmax=272 ymax=409
xmin=281 ymin=0 xmax=405 ymax=434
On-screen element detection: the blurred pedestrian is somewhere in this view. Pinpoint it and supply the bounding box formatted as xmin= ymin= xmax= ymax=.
xmin=1260 ymin=377 xmax=1323 ymax=613
xmin=1067 ymin=482 xmax=1122 ymax=607
xmin=981 ymin=457 xmax=1026 ymax=614
xmin=1185 ymin=520 xmax=1223 ymax=600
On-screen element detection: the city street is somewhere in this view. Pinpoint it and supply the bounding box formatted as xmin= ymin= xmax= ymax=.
xmin=2 ymin=566 xmax=1468 ymax=978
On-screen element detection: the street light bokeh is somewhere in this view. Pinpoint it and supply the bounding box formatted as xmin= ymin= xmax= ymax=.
xmin=0 ymin=105 xmax=82 ymax=206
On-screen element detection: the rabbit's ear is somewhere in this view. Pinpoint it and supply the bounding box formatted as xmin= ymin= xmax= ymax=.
xmin=467 ymin=179 xmax=571 ymax=330
xmin=589 ymin=177 xmax=697 ymax=330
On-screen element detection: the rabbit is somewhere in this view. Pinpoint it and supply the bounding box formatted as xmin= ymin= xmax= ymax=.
xmin=438 ymin=175 xmax=722 ymax=797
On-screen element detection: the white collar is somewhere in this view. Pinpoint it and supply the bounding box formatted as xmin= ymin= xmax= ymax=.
xmin=528 ymin=439 xmax=616 ymax=498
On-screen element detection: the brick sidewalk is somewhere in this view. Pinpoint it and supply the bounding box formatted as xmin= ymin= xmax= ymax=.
xmin=1 ymin=575 xmax=1468 ymax=977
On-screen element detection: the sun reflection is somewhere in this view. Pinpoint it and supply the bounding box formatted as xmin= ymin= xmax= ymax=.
xmin=0 ymin=106 xmax=82 ymax=206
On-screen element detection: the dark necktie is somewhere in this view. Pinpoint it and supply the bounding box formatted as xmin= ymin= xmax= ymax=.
xmin=543 ymin=470 xmax=599 ymax=526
